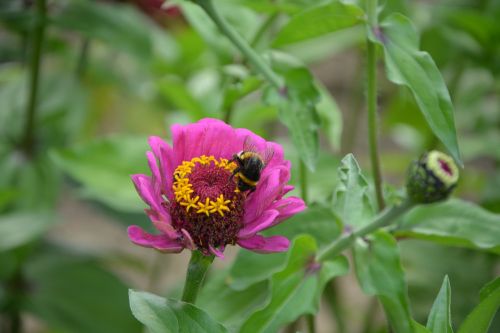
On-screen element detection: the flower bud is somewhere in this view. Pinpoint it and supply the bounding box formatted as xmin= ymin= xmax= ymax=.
xmin=406 ymin=150 xmax=459 ymax=204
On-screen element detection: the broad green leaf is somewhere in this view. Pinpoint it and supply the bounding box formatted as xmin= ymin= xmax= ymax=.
xmin=266 ymin=203 xmax=342 ymax=247
xmin=228 ymin=250 xmax=287 ymax=291
xmin=25 ymin=251 xmax=141 ymax=333
xmin=332 ymin=154 xmax=375 ymax=227
xmin=372 ymin=14 xmax=461 ymax=165
xmin=197 ymin=270 xmax=268 ymax=331
xmin=354 ymin=231 xmax=414 ymax=333
xmin=264 ymin=68 xmax=320 ymax=171
xmin=52 ymin=0 xmax=155 ymax=60
xmin=273 ymin=1 xmax=365 ymax=46
xmin=395 ymin=199 xmax=500 ymax=253
xmin=427 ymin=276 xmax=453 ymax=333
xmin=0 ymin=213 xmax=56 ymax=251
xmin=457 ymin=277 xmax=500 ymax=333
xmin=129 ymin=290 xmax=228 ymax=333
xmin=229 ymin=204 xmax=342 ymax=290
xmin=240 ymin=235 xmax=349 ymax=333
xmin=51 ymin=135 xmax=149 ymax=212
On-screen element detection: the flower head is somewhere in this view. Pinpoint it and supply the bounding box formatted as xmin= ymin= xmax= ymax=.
xmin=406 ymin=150 xmax=459 ymax=204
xmin=128 ymin=119 xmax=306 ymax=258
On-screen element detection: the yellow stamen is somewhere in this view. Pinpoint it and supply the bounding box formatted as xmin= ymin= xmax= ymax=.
xmin=196 ymin=197 xmax=212 ymax=216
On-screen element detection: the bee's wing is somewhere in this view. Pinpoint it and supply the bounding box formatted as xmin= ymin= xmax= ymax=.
xmin=242 ymin=135 xmax=260 ymax=154
xmin=262 ymin=146 xmax=275 ymax=166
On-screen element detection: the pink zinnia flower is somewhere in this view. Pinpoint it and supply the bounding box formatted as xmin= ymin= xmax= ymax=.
xmin=128 ymin=118 xmax=306 ymax=258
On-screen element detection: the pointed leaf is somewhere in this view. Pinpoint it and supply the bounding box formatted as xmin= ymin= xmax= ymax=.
xmin=427 ymin=276 xmax=453 ymax=333
xmin=332 ymin=154 xmax=375 ymax=227
xmin=395 ymin=199 xmax=500 ymax=253
xmin=129 ymin=290 xmax=228 ymax=333
xmin=240 ymin=235 xmax=348 ymax=333
xmin=264 ymin=68 xmax=320 ymax=171
xmin=372 ymin=14 xmax=461 ymax=165
xmin=457 ymin=277 xmax=500 ymax=333
xmin=273 ymin=1 xmax=365 ymax=46
xmin=354 ymin=231 xmax=414 ymax=333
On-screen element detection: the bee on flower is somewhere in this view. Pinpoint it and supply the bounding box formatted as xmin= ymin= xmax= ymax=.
xmin=128 ymin=118 xmax=306 ymax=258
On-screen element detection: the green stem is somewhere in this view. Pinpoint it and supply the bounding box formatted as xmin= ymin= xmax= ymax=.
xmin=360 ymin=297 xmax=379 ymax=333
xmin=365 ymin=0 xmax=385 ymax=211
xmin=193 ymin=0 xmax=283 ymax=90
xmin=181 ymin=251 xmax=214 ymax=304
xmin=306 ymin=314 xmax=316 ymax=333
xmin=76 ymin=38 xmax=90 ymax=79
xmin=299 ymin=160 xmax=308 ymax=204
xmin=324 ymin=281 xmax=346 ymax=333
xmin=250 ymin=12 xmax=279 ymax=48
xmin=317 ymin=199 xmax=414 ymax=261
xmin=22 ymin=0 xmax=46 ymax=156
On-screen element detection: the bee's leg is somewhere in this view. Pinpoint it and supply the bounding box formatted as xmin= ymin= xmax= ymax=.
xmin=229 ymin=167 xmax=240 ymax=182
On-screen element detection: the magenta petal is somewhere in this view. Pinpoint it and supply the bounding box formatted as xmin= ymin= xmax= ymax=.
xmin=270 ymin=197 xmax=306 ymax=223
xmin=238 ymin=234 xmax=290 ymax=253
xmin=131 ymin=174 xmax=165 ymax=214
xmin=145 ymin=209 xmax=177 ymax=238
xmin=128 ymin=226 xmax=183 ymax=253
xmin=171 ymin=118 xmax=241 ymax=164
xmin=146 ymin=151 xmax=162 ymax=195
xmin=180 ymin=229 xmax=196 ymax=250
xmin=244 ymin=166 xmax=290 ymax=223
xmin=239 ymin=209 xmax=280 ymax=238
xmin=209 ymin=245 xmax=224 ymax=259
xmin=148 ymin=136 xmax=175 ymax=198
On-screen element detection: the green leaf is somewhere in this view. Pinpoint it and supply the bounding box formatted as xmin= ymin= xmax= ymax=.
xmin=228 ymin=250 xmax=287 ymax=291
xmin=0 ymin=213 xmax=56 ymax=251
xmin=156 ymin=76 xmax=208 ymax=120
xmin=395 ymin=199 xmax=500 ymax=253
xmin=332 ymin=154 xmax=375 ymax=227
xmin=372 ymin=14 xmax=461 ymax=165
xmin=264 ymin=67 xmax=320 ymax=171
xmin=197 ymin=270 xmax=268 ymax=331
xmin=354 ymin=231 xmax=414 ymax=333
xmin=265 ymin=203 xmax=342 ymax=248
xmin=51 ymin=135 xmax=149 ymax=213
xmin=427 ymin=276 xmax=453 ymax=333
xmin=457 ymin=277 xmax=500 ymax=333
xmin=273 ymin=1 xmax=365 ymax=46
xmin=129 ymin=290 xmax=228 ymax=333
xmin=240 ymin=235 xmax=349 ymax=333
xmin=52 ymin=0 xmax=156 ymax=60
xmin=25 ymin=250 xmax=141 ymax=333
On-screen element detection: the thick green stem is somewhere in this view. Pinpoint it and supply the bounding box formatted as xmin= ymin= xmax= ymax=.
xmin=250 ymin=13 xmax=279 ymax=48
xmin=317 ymin=200 xmax=414 ymax=261
xmin=181 ymin=251 xmax=214 ymax=304
xmin=193 ymin=0 xmax=283 ymax=90
xmin=22 ymin=0 xmax=46 ymax=156
xmin=299 ymin=160 xmax=308 ymax=204
xmin=365 ymin=0 xmax=385 ymax=211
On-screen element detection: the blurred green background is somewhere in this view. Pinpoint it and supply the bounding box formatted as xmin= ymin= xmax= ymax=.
xmin=0 ymin=0 xmax=499 ymax=332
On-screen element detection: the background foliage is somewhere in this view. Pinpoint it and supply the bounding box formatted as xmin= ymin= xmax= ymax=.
xmin=0 ymin=0 xmax=499 ymax=332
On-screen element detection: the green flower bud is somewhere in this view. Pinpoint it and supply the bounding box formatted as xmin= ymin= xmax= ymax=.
xmin=406 ymin=150 xmax=459 ymax=204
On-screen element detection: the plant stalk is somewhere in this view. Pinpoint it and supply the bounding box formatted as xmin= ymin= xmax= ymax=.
xmin=299 ymin=160 xmax=308 ymax=204
xmin=181 ymin=251 xmax=214 ymax=304
xmin=366 ymin=0 xmax=385 ymax=210
xmin=22 ymin=0 xmax=46 ymax=156
xmin=193 ymin=0 xmax=283 ymax=90
xmin=317 ymin=199 xmax=414 ymax=261
xmin=306 ymin=314 xmax=316 ymax=333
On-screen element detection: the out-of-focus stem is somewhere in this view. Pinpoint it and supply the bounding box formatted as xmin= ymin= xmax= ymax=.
xmin=22 ymin=0 xmax=46 ymax=156
xmin=76 ymin=38 xmax=90 ymax=79
xmin=306 ymin=314 xmax=316 ymax=333
xmin=324 ymin=281 xmax=346 ymax=333
xmin=366 ymin=0 xmax=385 ymax=210
xmin=193 ymin=0 xmax=283 ymax=90
xmin=299 ymin=160 xmax=308 ymax=204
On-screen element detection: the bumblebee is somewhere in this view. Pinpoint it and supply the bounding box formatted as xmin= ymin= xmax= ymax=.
xmin=230 ymin=137 xmax=274 ymax=193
